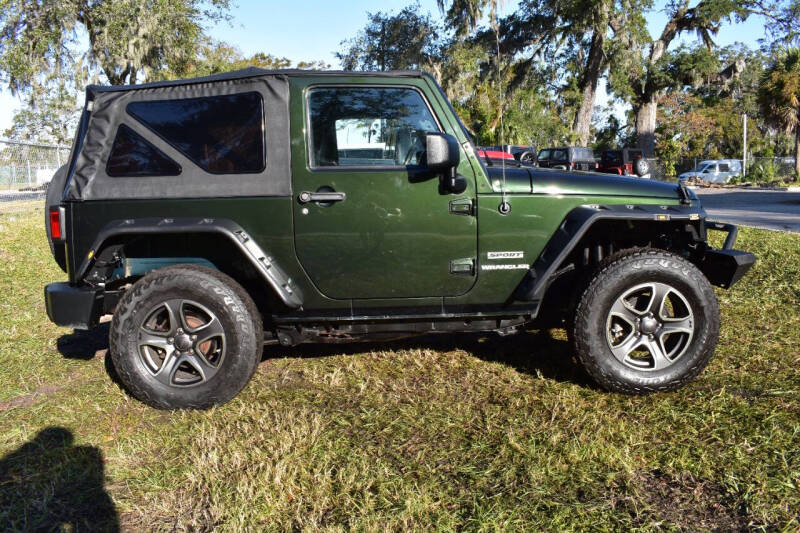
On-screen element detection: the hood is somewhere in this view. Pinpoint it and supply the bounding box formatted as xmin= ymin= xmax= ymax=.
xmin=484 ymin=167 xmax=685 ymax=200
xmin=526 ymin=168 xmax=682 ymax=199
xmin=485 ymin=166 xmax=535 ymax=193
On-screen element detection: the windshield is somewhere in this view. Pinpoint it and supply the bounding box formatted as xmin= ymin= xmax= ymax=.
xmin=701 ymin=164 xmax=716 ymax=173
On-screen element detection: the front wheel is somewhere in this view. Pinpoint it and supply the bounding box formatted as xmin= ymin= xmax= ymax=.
xmin=572 ymin=249 xmax=720 ymax=394
xmin=110 ymin=265 xmax=263 ymax=409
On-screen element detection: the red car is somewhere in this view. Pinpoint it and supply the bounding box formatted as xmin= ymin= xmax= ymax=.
xmin=477 ymin=148 xmax=515 ymax=163
xmin=598 ymin=148 xmax=647 ymax=176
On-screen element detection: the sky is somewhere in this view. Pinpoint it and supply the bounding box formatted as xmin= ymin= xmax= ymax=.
xmin=0 ymin=0 xmax=772 ymax=137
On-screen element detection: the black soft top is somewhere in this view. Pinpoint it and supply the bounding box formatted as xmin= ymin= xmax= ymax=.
xmin=68 ymin=68 xmax=427 ymax=201
xmin=86 ymin=68 xmax=425 ymax=96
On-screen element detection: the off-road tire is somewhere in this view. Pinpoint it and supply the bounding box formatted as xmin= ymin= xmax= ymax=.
xmin=635 ymin=158 xmax=650 ymax=177
xmin=110 ymin=265 xmax=263 ymax=409
xmin=518 ymin=151 xmax=534 ymax=164
xmin=572 ymin=249 xmax=719 ymax=394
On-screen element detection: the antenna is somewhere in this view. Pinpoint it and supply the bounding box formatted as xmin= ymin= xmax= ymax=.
xmin=493 ymin=3 xmax=510 ymax=215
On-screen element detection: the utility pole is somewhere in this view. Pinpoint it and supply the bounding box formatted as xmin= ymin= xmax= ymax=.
xmin=743 ymin=114 xmax=747 ymax=178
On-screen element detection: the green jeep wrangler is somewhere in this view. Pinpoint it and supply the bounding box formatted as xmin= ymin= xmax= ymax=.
xmin=44 ymin=68 xmax=754 ymax=409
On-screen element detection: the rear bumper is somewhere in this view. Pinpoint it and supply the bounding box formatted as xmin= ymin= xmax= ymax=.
xmin=44 ymin=283 xmax=103 ymax=330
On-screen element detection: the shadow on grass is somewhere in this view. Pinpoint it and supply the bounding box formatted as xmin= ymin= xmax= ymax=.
xmin=0 ymin=427 xmax=119 ymax=532
xmin=57 ymin=323 xmax=594 ymax=391
xmin=263 ymin=329 xmax=595 ymax=389
xmin=57 ymin=323 xmax=110 ymax=360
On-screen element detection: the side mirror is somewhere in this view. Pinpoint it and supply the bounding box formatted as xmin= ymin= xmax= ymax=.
xmin=426 ymin=133 xmax=461 ymax=190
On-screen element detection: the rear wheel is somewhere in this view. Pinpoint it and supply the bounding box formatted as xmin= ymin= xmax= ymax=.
xmin=110 ymin=265 xmax=262 ymax=409
xmin=572 ymin=249 xmax=719 ymax=393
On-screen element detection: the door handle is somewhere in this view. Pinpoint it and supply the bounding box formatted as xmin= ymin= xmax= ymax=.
xmin=298 ymin=191 xmax=346 ymax=204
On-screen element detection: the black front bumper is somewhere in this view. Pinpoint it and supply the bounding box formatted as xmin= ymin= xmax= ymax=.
xmin=45 ymin=283 xmax=103 ymax=330
xmin=701 ymin=221 xmax=755 ymax=289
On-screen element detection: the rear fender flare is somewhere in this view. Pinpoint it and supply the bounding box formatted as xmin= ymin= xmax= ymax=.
xmin=77 ymin=217 xmax=303 ymax=309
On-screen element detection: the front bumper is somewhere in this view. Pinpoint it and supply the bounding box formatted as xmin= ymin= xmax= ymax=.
xmin=44 ymin=283 xmax=103 ymax=330
xmin=700 ymin=221 xmax=755 ymax=289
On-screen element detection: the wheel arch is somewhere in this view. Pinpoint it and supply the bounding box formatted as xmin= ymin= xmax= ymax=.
xmin=516 ymin=203 xmax=708 ymax=311
xmin=77 ymin=217 xmax=303 ymax=311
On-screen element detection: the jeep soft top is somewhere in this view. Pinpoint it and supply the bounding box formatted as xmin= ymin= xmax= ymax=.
xmin=44 ymin=68 xmax=754 ymax=409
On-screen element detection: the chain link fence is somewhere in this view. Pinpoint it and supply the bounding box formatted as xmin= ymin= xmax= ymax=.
xmin=1 ymin=139 xmax=69 ymax=203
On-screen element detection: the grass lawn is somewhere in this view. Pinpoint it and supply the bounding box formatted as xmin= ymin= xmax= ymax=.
xmin=1 ymin=202 xmax=798 ymax=531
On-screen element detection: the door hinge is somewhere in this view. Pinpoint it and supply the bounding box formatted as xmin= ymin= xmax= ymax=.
xmin=449 ymin=197 xmax=475 ymax=216
xmin=450 ymin=257 xmax=475 ymax=275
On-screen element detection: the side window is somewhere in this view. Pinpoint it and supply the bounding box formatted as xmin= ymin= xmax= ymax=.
xmin=127 ymin=92 xmax=265 ymax=174
xmin=718 ymin=163 xmax=730 ymax=172
xmin=552 ymin=150 xmax=567 ymax=161
xmin=106 ymin=124 xmax=181 ymax=177
xmin=307 ymin=87 xmax=440 ymax=167
xmin=537 ymin=149 xmax=551 ymax=161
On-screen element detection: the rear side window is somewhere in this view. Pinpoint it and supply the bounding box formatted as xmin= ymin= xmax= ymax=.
xmin=307 ymin=87 xmax=440 ymax=167
xmin=127 ymin=92 xmax=265 ymax=174
xmin=718 ymin=163 xmax=730 ymax=172
xmin=552 ymin=150 xmax=567 ymax=161
xmin=106 ymin=124 xmax=181 ymax=177
xmin=537 ymin=149 xmax=551 ymax=161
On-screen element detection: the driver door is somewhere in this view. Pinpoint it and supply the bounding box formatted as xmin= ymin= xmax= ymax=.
xmin=291 ymin=85 xmax=477 ymax=300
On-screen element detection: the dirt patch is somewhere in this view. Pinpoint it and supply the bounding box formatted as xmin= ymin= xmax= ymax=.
xmin=618 ymin=470 xmax=747 ymax=530
xmin=0 ymin=372 xmax=84 ymax=413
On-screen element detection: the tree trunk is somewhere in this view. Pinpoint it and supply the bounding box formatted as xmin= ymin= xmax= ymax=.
xmin=635 ymin=99 xmax=658 ymax=157
xmin=795 ymin=128 xmax=800 ymax=179
xmin=572 ymin=30 xmax=605 ymax=146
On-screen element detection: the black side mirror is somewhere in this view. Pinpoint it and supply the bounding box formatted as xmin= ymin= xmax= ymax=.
xmin=426 ymin=133 xmax=461 ymax=190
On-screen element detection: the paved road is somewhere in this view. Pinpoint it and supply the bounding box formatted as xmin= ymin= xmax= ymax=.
xmin=0 ymin=191 xmax=46 ymax=203
xmin=694 ymin=188 xmax=800 ymax=233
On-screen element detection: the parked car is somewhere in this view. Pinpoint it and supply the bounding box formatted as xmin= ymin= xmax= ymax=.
xmin=537 ymin=147 xmax=596 ymax=171
xmin=476 ymin=147 xmax=516 ymax=164
xmin=678 ymin=160 xmax=742 ymax=184
xmin=598 ymin=148 xmax=650 ymax=177
xmin=482 ymin=145 xmax=537 ymax=164
xmin=44 ymin=68 xmax=754 ymax=409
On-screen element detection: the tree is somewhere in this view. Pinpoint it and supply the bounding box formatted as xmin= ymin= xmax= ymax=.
xmin=758 ymin=48 xmax=800 ymax=176
xmin=0 ymin=0 xmax=232 ymax=91
xmin=183 ymin=40 xmax=328 ymax=79
xmin=609 ymin=0 xmax=752 ymax=156
xmin=337 ymin=4 xmax=442 ymax=77
xmin=439 ymin=0 xmax=653 ymax=146
xmin=3 ymin=79 xmax=83 ymax=145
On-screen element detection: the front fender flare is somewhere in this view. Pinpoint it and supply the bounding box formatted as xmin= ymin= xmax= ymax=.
xmin=514 ymin=203 xmax=707 ymax=303
xmin=76 ymin=217 xmax=303 ymax=309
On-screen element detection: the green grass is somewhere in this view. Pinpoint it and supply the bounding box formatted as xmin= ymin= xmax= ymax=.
xmin=1 ymin=204 xmax=798 ymax=531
